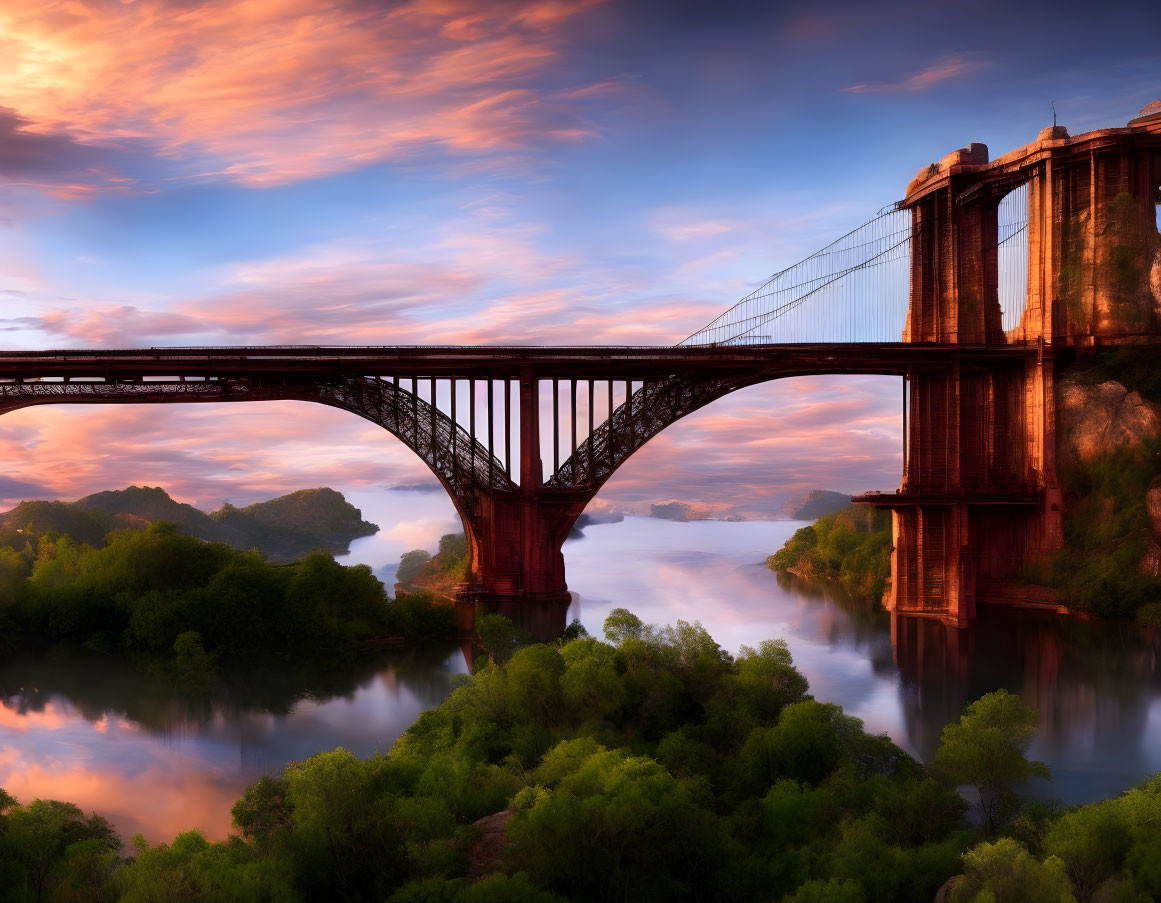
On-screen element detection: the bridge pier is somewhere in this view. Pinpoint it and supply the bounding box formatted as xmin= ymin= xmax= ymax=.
xmin=456 ymin=367 xmax=586 ymax=639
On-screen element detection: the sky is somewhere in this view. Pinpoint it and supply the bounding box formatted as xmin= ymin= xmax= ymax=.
xmin=0 ymin=0 xmax=1158 ymax=515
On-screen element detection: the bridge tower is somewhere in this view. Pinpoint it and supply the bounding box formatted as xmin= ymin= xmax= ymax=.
xmin=875 ymin=108 xmax=1161 ymax=625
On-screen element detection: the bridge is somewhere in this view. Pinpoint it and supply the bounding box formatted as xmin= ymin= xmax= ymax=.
xmin=2 ymin=106 xmax=1159 ymax=634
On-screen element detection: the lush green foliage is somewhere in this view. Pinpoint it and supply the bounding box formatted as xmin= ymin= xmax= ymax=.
xmin=15 ymin=610 xmax=975 ymax=902
xmin=398 ymin=533 xmax=471 ymax=593
xmin=932 ymin=689 xmax=1050 ymax=838
xmin=1043 ymin=434 xmax=1161 ymax=619
xmin=0 ymin=522 xmax=455 ymax=674
xmin=1042 ymin=347 xmax=1161 ymax=619
xmin=5 ymin=618 xmax=1161 ymax=901
xmin=947 ymin=777 xmax=1161 ymax=903
xmin=768 ymin=506 xmax=891 ymax=600
xmin=0 ymin=793 xmax=123 ymax=903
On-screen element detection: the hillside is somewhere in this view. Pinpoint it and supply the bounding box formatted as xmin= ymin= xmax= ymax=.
xmin=781 ymin=489 xmax=852 ymax=520
xmin=0 ymin=486 xmax=377 ymax=562
xmin=211 ymin=488 xmax=379 ymax=560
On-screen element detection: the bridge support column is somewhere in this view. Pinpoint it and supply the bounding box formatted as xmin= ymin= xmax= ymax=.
xmin=459 ymin=369 xmax=587 ymax=639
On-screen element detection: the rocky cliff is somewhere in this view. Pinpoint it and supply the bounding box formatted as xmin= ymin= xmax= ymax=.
xmin=1057 ymin=379 xmax=1161 ymax=467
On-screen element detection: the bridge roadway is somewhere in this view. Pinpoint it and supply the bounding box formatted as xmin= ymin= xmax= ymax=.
xmin=0 ymin=342 xmax=1043 ymax=383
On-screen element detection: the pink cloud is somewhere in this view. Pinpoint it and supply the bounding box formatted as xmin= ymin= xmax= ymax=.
xmin=0 ymin=0 xmax=611 ymax=188
xmin=842 ymin=54 xmax=990 ymax=95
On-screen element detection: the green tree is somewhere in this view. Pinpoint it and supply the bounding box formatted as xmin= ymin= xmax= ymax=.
xmin=949 ymin=838 xmax=1075 ymax=903
xmin=1042 ymin=804 xmax=1131 ymax=903
xmin=171 ymin=631 xmax=217 ymax=685
xmin=601 ymin=607 xmax=644 ymax=644
xmin=476 ymin=614 xmax=518 ymax=665
xmin=933 ymin=690 xmax=1051 ymax=837
xmin=3 ymin=798 xmax=121 ymax=903
xmin=781 ymin=877 xmax=866 ymax=902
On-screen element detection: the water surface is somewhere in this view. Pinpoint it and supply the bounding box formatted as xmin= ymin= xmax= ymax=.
xmin=2 ymin=504 xmax=1159 ymax=844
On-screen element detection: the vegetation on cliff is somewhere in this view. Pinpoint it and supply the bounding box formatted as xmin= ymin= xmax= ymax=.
xmin=1042 ymin=347 xmax=1161 ymax=622
xmin=0 ymin=486 xmax=378 ymax=563
xmin=211 ymin=488 xmax=379 ymax=560
xmin=768 ymin=505 xmax=891 ymax=600
xmin=396 ymin=533 xmax=469 ymax=597
xmin=3 ymin=612 xmax=1159 ymax=902
xmin=1042 ymin=435 xmax=1161 ymax=620
xmin=0 ymin=521 xmax=455 ymax=677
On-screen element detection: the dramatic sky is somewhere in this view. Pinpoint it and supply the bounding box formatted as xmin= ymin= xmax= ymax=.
xmin=0 ymin=0 xmax=1158 ymax=514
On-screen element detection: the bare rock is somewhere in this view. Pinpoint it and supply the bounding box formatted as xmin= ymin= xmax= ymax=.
xmin=1148 ymin=477 xmax=1161 ymax=540
xmin=1058 ymin=380 xmax=1161 ymax=467
xmin=465 ymin=809 xmax=512 ymax=880
xmin=933 ymin=875 xmax=962 ymax=903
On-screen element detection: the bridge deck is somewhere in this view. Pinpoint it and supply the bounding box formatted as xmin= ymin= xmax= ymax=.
xmin=0 ymin=343 xmax=1045 ymax=381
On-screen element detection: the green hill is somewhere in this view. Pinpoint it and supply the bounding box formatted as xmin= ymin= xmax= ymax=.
xmin=211 ymin=488 xmax=378 ymax=560
xmin=0 ymin=486 xmax=377 ymax=561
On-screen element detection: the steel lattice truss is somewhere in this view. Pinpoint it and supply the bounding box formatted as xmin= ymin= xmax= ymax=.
xmin=0 ymin=375 xmax=513 ymax=511
xmin=546 ymin=373 xmax=749 ymax=491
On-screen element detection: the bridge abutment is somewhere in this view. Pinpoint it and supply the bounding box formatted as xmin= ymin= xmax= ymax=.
xmin=870 ymin=110 xmax=1161 ymax=625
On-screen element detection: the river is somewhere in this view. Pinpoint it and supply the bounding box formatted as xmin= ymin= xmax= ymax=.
xmin=2 ymin=489 xmax=1160 ymax=843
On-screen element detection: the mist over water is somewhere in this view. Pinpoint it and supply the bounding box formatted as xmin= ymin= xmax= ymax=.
xmin=2 ymin=495 xmax=1160 ymax=845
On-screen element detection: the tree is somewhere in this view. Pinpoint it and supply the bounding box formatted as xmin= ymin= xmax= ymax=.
xmin=171 ymin=631 xmax=217 ymax=684
xmin=782 ymin=878 xmax=866 ymax=903
xmin=949 ymin=838 xmax=1075 ymax=903
xmin=396 ymin=550 xmax=432 ymax=584
xmin=476 ymin=614 xmax=518 ymax=665
xmin=933 ymin=690 xmax=1051 ymax=837
xmin=601 ymin=608 xmax=644 ymax=645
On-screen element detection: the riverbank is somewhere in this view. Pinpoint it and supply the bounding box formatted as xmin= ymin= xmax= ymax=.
xmin=766 ymin=505 xmax=891 ymax=601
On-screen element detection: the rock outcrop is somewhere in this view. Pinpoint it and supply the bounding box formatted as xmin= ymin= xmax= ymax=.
xmin=1057 ymin=380 xmax=1161 ymax=467
xmin=781 ymin=489 xmax=852 ymax=520
xmin=465 ymin=810 xmax=512 ymax=880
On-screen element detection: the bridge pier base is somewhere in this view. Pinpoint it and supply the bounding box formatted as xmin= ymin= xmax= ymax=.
xmin=884 ymin=502 xmax=975 ymax=627
xmin=459 ymin=486 xmax=589 ymax=641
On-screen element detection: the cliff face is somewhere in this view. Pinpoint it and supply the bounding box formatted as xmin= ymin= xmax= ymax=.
xmin=1057 ymin=380 xmax=1161 ymax=468
xmin=1052 ymin=369 xmax=1161 ymax=612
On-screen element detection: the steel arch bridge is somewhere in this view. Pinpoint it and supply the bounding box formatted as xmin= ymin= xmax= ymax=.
xmin=3 ymin=113 xmax=1159 ymax=636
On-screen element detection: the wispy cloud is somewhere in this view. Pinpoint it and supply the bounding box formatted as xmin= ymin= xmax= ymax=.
xmin=0 ymin=0 xmax=611 ymax=190
xmin=841 ymin=53 xmax=990 ymax=95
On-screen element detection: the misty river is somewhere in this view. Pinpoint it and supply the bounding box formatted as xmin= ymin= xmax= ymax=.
xmin=2 ymin=490 xmax=1161 ymax=843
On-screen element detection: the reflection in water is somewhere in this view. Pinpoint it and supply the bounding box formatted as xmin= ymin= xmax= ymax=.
xmin=2 ymin=513 xmax=1161 ymax=844
xmin=562 ymin=516 xmax=1161 ymax=806
xmin=0 ymin=646 xmax=466 ymax=843
xmin=891 ymin=609 xmax=1161 ymax=802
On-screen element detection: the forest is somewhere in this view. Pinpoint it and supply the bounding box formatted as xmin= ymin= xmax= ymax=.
xmin=2 ymin=608 xmax=1159 ymax=902
xmin=0 ymin=522 xmax=457 ymax=677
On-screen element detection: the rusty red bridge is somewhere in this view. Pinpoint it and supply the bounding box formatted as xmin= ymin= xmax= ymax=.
xmin=3 ymin=108 xmax=1160 ymax=633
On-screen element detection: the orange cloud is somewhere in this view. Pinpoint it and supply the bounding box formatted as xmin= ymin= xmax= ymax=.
xmin=842 ymin=53 xmax=990 ymax=95
xmin=0 ymin=402 xmax=433 ymax=509
xmin=0 ymin=0 xmax=609 ymax=187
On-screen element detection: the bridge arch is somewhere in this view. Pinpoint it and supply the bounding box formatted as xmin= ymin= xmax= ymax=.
xmin=0 ymin=375 xmax=512 ymax=566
